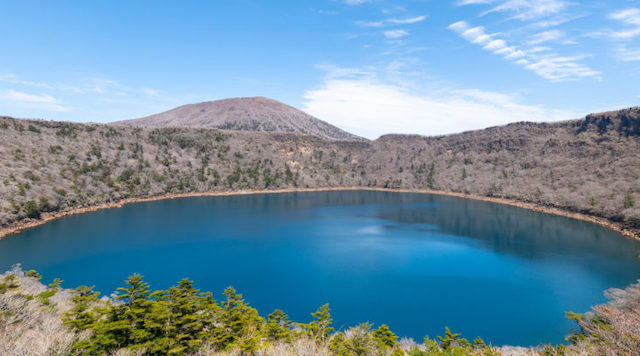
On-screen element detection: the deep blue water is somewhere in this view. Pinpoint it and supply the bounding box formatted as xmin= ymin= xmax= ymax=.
xmin=1 ymin=190 xmax=640 ymax=346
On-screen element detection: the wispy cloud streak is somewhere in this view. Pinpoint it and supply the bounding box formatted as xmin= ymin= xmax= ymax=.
xmin=0 ymin=89 xmax=71 ymax=111
xmin=456 ymin=0 xmax=573 ymax=21
xmin=357 ymin=15 xmax=427 ymax=27
xmin=449 ymin=21 xmax=598 ymax=81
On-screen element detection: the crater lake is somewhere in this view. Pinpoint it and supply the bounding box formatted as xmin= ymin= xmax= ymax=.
xmin=1 ymin=190 xmax=639 ymax=346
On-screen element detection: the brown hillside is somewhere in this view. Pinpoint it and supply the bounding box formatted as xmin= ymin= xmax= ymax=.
xmin=0 ymin=106 xmax=638 ymax=238
xmin=113 ymin=97 xmax=364 ymax=141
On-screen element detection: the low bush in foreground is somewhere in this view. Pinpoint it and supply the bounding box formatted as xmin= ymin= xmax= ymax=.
xmin=1 ymin=266 xmax=639 ymax=355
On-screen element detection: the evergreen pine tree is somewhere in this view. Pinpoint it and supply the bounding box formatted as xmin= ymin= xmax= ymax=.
xmin=437 ymin=326 xmax=472 ymax=351
xmin=264 ymin=309 xmax=293 ymax=342
xmin=86 ymin=274 xmax=160 ymax=353
xmin=63 ymin=285 xmax=100 ymax=331
xmin=214 ymin=286 xmax=263 ymax=352
xmin=372 ymin=324 xmax=399 ymax=348
xmin=308 ymin=303 xmax=334 ymax=344
xmin=160 ymin=279 xmax=207 ymax=354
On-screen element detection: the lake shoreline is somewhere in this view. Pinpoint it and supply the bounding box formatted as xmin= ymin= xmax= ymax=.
xmin=1 ymin=187 xmax=638 ymax=241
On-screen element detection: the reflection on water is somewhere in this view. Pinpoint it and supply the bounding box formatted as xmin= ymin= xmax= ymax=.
xmin=1 ymin=190 xmax=639 ymax=346
xmin=378 ymin=194 xmax=640 ymax=262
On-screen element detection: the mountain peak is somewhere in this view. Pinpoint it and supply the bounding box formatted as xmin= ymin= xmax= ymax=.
xmin=112 ymin=97 xmax=364 ymax=141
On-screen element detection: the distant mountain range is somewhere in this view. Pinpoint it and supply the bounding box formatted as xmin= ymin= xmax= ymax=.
xmin=113 ymin=97 xmax=364 ymax=141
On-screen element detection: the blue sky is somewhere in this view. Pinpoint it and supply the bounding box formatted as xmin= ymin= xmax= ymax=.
xmin=1 ymin=0 xmax=639 ymax=138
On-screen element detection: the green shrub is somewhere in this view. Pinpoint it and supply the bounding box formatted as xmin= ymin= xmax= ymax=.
xmin=0 ymin=275 xmax=19 ymax=294
xmin=56 ymin=126 xmax=77 ymax=138
xmin=26 ymin=270 xmax=42 ymax=280
xmin=23 ymin=200 xmax=40 ymax=219
xmin=48 ymin=145 xmax=63 ymax=154
xmin=37 ymin=289 xmax=57 ymax=305
xmin=39 ymin=196 xmax=55 ymax=212
xmin=27 ymin=125 xmax=41 ymax=133
xmin=624 ymin=193 xmax=635 ymax=209
xmin=23 ymin=170 xmax=40 ymax=181
xmin=53 ymin=188 xmax=67 ymax=196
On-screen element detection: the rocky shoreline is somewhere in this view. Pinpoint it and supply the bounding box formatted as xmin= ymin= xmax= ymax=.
xmin=1 ymin=187 xmax=638 ymax=241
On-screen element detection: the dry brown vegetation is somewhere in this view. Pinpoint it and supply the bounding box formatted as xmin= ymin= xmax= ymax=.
xmin=0 ymin=266 xmax=77 ymax=355
xmin=113 ymin=97 xmax=364 ymax=141
xmin=565 ymin=282 xmax=640 ymax=355
xmin=1 ymin=107 xmax=639 ymax=238
xmin=372 ymin=108 xmax=640 ymax=234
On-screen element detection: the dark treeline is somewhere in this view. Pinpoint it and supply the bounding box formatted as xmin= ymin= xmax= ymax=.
xmin=61 ymin=273 xmax=500 ymax=355
xmin=4 ymin=270 xmax=501 ymax=355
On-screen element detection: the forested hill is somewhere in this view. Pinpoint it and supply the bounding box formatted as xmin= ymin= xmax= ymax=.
xmin=0 ymin=107 xmax=639 ymax=237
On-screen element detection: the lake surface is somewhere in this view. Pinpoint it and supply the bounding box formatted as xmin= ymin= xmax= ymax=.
xmin=1 ymin=190 xmax=640 ymax=346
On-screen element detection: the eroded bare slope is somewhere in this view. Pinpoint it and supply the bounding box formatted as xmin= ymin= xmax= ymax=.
xmin=113 ymin=97 xmax=364 ymax=141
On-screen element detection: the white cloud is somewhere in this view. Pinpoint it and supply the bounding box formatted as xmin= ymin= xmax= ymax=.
xmin=0 ymin=89 xmax=70 ymax=111
xmin=611 ymin=28 xmax=640 ymax=39
xmin=53 ymin=77 xmax=120 ymax=95
xmin=0 ymin=72 xmax=196 ymax=122
xmin=455 ymin=0 xmax=581 ymax=31
xmin=448 ymin=21 xmax=469 ymax=33
xmin=608 ymin=8 xmax=640 ymax=39
xmin=303 ymin=78 xmax=576 ymax=139
xmin=609 ymin=8 xmax=640 ymax=27
xmin=528 ymin=14 xmax=582 ymax=29
xmin=479 ymin=0 xmax=572 ymax=21
xmin=141 ymin=87 xmax=160 ymax=95
xmin=484 ymin=39 xmax=508 ymax=51
xmin=315 ymin=64 xmax=376 ymax=79
xmin=310 ymin=8 xmax=339 ymax=16
xmin=456 ymin=0 xmax=573 ymax=20
xmin=0 ymin=74 xmax=54 ymax=89
xmin=388 ymin=16 xmax=427 ymax=25
xmin=448 ymin=22 xmax=496 ymax=46
xmin=462 ymin=27 xmax=494 ymax=44
xmin=384 ymin=30 xmax=409 ymax=39
xmin=528 ymin=46 xmax=551 ymax=53
xmin=358 ymin=15 xmax=427 ymax=27
xmin=449 ymin=20 xmax=598 ymax=82
xmin=593 ymin=8 xmax=640 ymax=61
xmin=456 ymin=0 xmax=493 ymax=5
xmin=523 ymin=54 xmax=599 ymax=81
xmin=616 ymin=46 xmax=640 ymax=62
xmin=0 ymin=74 xmax=123 ymax=96
xmin=340 ymin=0 xmax=370 ymax=5
xmin=527 ymin=30 xmax=564 ymax=45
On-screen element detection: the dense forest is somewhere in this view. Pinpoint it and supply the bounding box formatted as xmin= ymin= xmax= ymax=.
xmin=2 ymin=267 xmax=638 ymax=355
xmin=1 ymin=107 xmax=639 ymax=239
